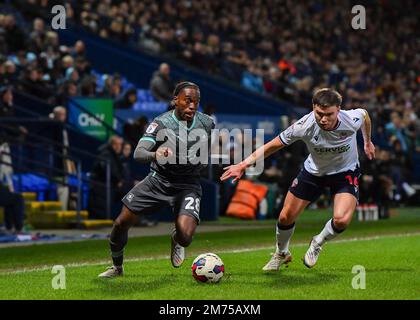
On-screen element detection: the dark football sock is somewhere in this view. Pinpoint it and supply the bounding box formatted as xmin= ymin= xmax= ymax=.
xmin=109 ymin=224 xmax=128 ymax=267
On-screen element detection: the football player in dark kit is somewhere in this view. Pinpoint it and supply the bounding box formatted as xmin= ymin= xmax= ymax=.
xmin=99 ymin=81 xmax=215 ymax=278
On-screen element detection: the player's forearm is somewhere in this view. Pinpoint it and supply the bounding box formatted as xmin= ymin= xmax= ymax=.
xmin=133 ymin=140 xmax=156 ymax=163
xmin=239 ymin=136 xmax=284 ymax=169
xmin=134 ymin=147 xmax=156 ymax=163
xmin=361 ymin=110 xmax=372 ymax=143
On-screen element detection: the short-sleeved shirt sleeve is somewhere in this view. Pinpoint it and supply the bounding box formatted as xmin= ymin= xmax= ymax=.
xmin=278 ymin=114 xmax=310 ymax=145
xmin=139 ymin=119 xmax=165 ymax=146
xmin=345 ymin=108 xmax=366 ymax=131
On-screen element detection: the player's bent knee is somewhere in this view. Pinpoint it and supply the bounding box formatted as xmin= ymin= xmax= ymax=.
xmin=114 ymin=206 xmax=138 ymax=230
xmin=113 ymin=216 xmax=125 ymax=228
xmin=114 ymin=216 xmax=131 ymax=231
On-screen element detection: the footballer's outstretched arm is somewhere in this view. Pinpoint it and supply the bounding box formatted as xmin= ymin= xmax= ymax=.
xmin=360 ymin=109 xmax=375 ymax=160
xmin=134 ymin=139 xmax=156 ymax=163
xmin=220 ymin=136 xmax=286 ymax=182
xmin=133 ymin=139 xmax=173 ymax=163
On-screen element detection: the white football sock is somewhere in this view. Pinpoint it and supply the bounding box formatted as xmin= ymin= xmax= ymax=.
xmin=275 ymin=222 xmax=295 ymax=254
xmin=314 ymin=219 xmax=344 ymax=246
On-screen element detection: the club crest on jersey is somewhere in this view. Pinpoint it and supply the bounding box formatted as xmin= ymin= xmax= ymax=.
xmin=146 ymin=122 xmax=158 ymax=134
xmin=126 ymin=193 xmax=134 ymax=202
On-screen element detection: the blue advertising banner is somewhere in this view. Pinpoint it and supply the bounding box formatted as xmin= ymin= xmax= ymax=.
xmin=114 ymin=111 xmax=288 ymax=141
xmin=215 ymin=114 xmax=287 ymax=140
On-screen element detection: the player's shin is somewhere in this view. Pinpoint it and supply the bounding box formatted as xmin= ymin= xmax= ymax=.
xmin=313 ymin=218 xmax=345 ymax=246
xmin=276 ymin=221 xmax=295 ymax=254
xmin=109 ymin=224 xmax=128 ymax=268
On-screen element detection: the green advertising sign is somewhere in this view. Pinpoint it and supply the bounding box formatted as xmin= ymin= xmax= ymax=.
xmin=68 ymin=98 xmax=114 ymax=141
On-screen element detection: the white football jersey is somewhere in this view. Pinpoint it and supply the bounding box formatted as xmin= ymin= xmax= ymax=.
xmin=279 ymin=109 xmax=366 ymax=176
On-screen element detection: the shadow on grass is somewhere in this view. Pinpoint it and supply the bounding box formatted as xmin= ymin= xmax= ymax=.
xmin=263 ymin=271 xmax=339 ymax=289
xmin=219 ymin=268 xmax=339 ymax=289
xmin=89 ymin=273 xmax=178 ymax=298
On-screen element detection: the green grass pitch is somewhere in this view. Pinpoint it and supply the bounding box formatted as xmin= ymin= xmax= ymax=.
xmin=0 ymin=208 xmax=419 ymax=300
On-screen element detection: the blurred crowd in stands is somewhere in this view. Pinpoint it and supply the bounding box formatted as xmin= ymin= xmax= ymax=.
xmin=1 ymin=0 xmax=419 ymax=230
xmin=0 ymin=14 xmax=127 ymax=106
xmin=59 ymin=0 xmax=419 ymax=145
xmin=11 ymin=1 xmax=418 ymax=159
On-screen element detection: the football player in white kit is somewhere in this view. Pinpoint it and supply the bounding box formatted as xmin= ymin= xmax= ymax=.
xmin=221 ymin=88 xmax=376 ymax=270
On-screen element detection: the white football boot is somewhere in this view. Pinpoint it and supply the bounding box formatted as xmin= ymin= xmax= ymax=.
xmin=98 ymin=266 xmax=123 ymax=278
xmin=303 ymin=239 xmax=322 ymax=268
xmin=262 ymin=251 xmax=292 ymax=271
xmin=171 ymin=230 xmax=185 ymax=268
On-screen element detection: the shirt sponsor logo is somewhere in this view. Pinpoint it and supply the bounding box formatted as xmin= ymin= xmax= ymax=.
xmin=313 ymin=144 xmax=351 ymax=154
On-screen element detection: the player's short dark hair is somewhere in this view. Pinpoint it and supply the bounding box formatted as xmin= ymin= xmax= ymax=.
xmin=312 ymin=88 xmax=342 ymax=108
xmin=173 ymin=81 xmax=200 ymax=97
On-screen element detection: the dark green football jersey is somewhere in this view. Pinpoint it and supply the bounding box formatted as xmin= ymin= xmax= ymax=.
xmin=139 ymin=110 xmax=215 ymax=178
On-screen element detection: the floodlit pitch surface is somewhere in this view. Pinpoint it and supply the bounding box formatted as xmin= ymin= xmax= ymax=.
xmin=0 ymin=208 xmax=419 ymax=299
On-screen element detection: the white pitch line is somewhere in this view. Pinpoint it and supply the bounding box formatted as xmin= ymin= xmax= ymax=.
xmin=1 ymin=232 xmax=419 ymax=275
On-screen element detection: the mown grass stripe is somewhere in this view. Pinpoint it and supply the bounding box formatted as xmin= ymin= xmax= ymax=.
xmin=2 ymin=232 xmax=418 ymax=275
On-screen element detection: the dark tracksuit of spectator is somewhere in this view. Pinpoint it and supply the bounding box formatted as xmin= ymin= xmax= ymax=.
xmin=0 ymin=127 xmax=24 ymax=233
xmin=88 ymin=136 xmax=124 ymax=219
xmin=149 ymin=64 xmax=173 ymax=103
xmin=113 ymin=88 xmax=137 ymax=109
xmin=0 ymin=184 xmax=25 ymax=233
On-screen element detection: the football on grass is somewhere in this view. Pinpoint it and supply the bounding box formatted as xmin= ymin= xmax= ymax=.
xmin=191 ymin=253 xmax=224 ymax=283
